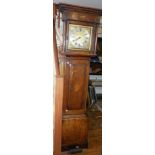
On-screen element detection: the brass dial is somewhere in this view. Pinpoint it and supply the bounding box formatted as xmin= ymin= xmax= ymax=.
xmin=68 ymin=24 xmax=93 ymax=51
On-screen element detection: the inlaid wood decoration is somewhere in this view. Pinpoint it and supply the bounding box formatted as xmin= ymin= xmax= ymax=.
xmin=54 ymin=3 xmax=102 ymax=151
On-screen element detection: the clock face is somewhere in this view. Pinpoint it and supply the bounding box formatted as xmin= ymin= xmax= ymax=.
xmin=68 ymin=24 xmax=93 ymax=51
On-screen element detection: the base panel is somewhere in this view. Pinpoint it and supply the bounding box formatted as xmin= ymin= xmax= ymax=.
xmin=61 ymin=114 xmax=88 ymax=151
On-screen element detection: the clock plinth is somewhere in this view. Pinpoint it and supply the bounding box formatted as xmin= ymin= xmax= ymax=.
xmin=56 ymin=3 xmax=102 ymax=151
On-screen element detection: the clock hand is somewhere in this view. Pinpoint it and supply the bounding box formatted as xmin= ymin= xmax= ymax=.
xmin=73 ymin=36 xmax=81 ymax=42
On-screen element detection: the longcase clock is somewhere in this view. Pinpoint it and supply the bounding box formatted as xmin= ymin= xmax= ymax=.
xmin=56 ymin=3 xmax=102 ymax=151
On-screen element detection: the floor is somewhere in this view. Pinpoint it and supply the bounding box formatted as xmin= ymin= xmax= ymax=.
xmin=61 ymin=106 xmax=102 ymax=155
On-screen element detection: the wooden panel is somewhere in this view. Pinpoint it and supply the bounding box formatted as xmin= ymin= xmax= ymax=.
xmin=62 ymin=58 xmax=89 ymax=114
xmin=59 ymin=3 xmax=102 ymax=17
xmin=68 ymin=62 xmax=87 ymax=109
xmin=62 ymin=11 xmax=101 ymax=23
xmin=62 ymin=114 xmax=88 ymax=150
xmin=53 ymin=76 xmax=64 ymax=155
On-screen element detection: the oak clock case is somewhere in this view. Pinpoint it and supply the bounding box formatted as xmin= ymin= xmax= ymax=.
xmin=57 ymin=3 xmax=101 ymax=151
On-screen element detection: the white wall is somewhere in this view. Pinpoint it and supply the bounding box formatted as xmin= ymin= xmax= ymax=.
xmin=0 ymin=1 xmax=53 ymax=155
xmin=103 ymin=0 xmax=155 ymax=155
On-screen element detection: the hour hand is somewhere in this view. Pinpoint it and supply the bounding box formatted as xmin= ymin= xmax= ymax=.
xmin=73 ymin=36 xmax=81 ymax=42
